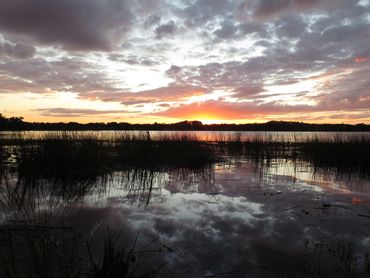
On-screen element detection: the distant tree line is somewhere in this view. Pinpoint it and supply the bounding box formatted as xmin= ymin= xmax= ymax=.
xmin=0 ymin=113 xmax=370 ymax=131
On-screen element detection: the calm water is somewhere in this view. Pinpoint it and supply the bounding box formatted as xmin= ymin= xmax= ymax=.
xmin=74 ymin=166 xmax=369 ymax=276
xmin=1 ymin=131 xmax=370 ymax=277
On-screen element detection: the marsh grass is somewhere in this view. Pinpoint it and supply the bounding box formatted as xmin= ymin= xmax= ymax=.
xmin=0 ymin=131 xmax=369 ymax=182
xmin=299 ymin=134 xmax=370 ymax=173
xmin=223 ymin=133 xmax=370 ymax=177
xmin=3 ymin=132 xmax=216 ymax=181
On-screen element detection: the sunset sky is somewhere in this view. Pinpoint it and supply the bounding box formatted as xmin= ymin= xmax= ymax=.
xmin=0 ymin=0 xmax=370 ymax=124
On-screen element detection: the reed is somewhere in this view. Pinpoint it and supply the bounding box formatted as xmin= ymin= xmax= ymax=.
xmin=0 ymin=131 xmax=369 ymax=182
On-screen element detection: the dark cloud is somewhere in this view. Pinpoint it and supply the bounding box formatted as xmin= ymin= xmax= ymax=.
xmin=232 ymin=86 xmax=264 ymax=98
xmin=213 ymin=21 xmax=239 ymax=40
xmin=181 ymin=0 xmax=233 ymax=26
xmin=0 ymin=0 xmax=132 ymax=51
xmin=274 ymin=15 xmax=307 ymax=38
xmin=144 ymin=14 xmax=161 ymax=28
xmin=120 ymin=86 xmax=207 ymax=105
xmin=108 ymin=53 xmax=160 ymax=66
xmin=34 ymin=108 xmax=133 ymax=117
xmin=165 ymin=65 xmax=182 ymax=76
xmin=0 ymin=42 xmax=36 ymax=59
xmin=0 ymin=55 xmax=123 ymax=100
xmin=154 ymin=21 xmax=177 ymax=39
xmin=246 ymin=0 xmax=322 ymax=18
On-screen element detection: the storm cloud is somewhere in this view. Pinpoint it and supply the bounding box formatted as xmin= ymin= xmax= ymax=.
xmin=0 ymin=0 xmax=132 ymax=51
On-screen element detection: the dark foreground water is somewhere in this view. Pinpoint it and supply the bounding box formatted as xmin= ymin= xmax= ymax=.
xmin=1 ymin=131 xmax=370 ymax=277
xmin=75 ymin=166 xmax=370 ymax=277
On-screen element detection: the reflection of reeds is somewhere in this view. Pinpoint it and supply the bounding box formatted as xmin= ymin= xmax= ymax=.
xmin=0 ymin=221 xmax=81 ymax=278
xmin=0 ymin=170 xmax=168 ymax=277
xmin=0 ymin=222 xmax=167 ymax=278
xmin=87 ymin=228 xmax=168 ymax=278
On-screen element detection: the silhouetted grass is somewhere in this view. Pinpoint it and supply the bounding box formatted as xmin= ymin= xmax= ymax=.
xmin=0 ymin=223 xmax=167 ymax=278
xmin=299 ymin=134 xmax=370 ymax=173
xmin=2 ymin=132 xmax=216 ymax=181
xmin=87 ymin=228 xmax=169 ymax=278
xmin=0 ymin=173 xmax=168 ymax=278
xmin=0 ymin=131 xmax=369 ymax=182
xmin=218 ymin=133 xmax=370 ymax=176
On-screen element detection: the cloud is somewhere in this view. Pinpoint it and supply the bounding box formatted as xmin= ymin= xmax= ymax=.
xmin=244 ymin=0 xmax=322 ymax=19
xmin=213 ymin=21 xmax=239 ymax=40
xmin=155 ymin=21 xmax=177 ymax=39
xmin=0 ymin=55 xmax=124 ymax=98
xmin=232 ymin=86 xmax=265 ymax=98
xmin=0 ymin=0 xmax=132 ymax=51
xmin=0 ymin=42 xmax=35 ymax=59
xmin=34 ymin=108 xmax=133 ymax=117
xmin=108 ymin=53 xmax=160 ymax=66
xmin=144 ymin=14 xmax=161 ymax=28
xmin=120 ymin=86 xmax=207 ymax=105
xmin=180 ymin=0 xmax=233 ymax=26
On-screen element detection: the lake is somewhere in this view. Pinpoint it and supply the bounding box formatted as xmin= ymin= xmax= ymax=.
xmin=0 ymin=131 xmax=370 ymax=277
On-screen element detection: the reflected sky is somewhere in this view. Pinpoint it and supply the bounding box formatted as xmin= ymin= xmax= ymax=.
xmin=67 ymin=161 xmax=370 ymax=277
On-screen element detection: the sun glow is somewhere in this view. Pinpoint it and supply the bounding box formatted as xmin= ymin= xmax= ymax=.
xmin=185 ymin=112 xmax=225 ymax=124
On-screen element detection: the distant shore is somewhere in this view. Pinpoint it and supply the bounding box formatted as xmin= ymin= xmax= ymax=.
xmin=1 ymin=114 xmax=370 ymax=131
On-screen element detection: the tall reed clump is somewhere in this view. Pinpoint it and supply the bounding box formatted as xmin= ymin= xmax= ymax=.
xmin=0 ymin=140 xmax=5 ymax=179
xmin=114 ymin=132 xmax=217 ymax=170
xmin=218 ymin=133 xmax=297 ymax=167
xmin=1 ymin=131 xmax=220 ymax=188
xmin=299 ymin=134 xmax=370 ymax=175
xmin=3 ymin=131 xmax=370 ymax=181
xmin=15 ymin=132 xmax=116 ymax=179
xmin=220 ymin=132 xmax=370 ymax=177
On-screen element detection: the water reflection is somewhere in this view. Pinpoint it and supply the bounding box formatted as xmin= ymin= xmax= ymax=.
xmin=73 ymin=163 xmax=370 ymax=277
xmin=1 ymin=142 xmax=370 ymax=276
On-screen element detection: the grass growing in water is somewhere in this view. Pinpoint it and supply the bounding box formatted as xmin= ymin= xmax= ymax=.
xmin=1 ymin=131 xmax=369 ymax=181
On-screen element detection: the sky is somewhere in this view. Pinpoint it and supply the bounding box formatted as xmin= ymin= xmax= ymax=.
xmin=0 ymin=0 xmax=370 ymax=124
